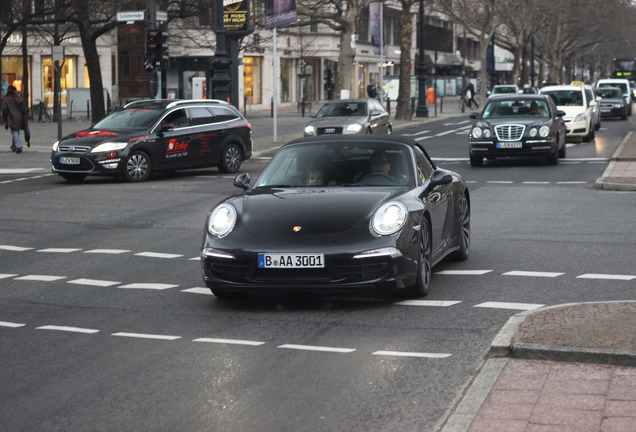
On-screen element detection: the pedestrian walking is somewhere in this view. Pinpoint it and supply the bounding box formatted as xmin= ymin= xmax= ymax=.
xmin=367 ymin=79 xmax=378 ymax=99
xmin=1 ymin=85 xmax=29 ymax=153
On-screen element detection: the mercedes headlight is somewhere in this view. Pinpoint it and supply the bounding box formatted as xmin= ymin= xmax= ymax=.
xmin=483 ymin=129 xmax=491 ymax=138
xmin=91 ymin=142 xmax=128 ymax=153
xmin=371 ymin=202 xmax=408 ymax=236
xmin=530 ymin=128 xmax=538 ymax=137
xmin=471 ymin=127 xmax=482 ymax=139
xmin=539 ymin=125 xmax=550 ymax=137
xmin=207 ymin=203 xmax=237 ymax=238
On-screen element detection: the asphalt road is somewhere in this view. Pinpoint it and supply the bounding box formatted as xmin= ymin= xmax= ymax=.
xmin=1 ymin=112 xmax=635 ymax=431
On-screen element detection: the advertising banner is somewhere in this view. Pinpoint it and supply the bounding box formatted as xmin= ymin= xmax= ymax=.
xmin=264 ymin=0 xmax=298 ymax=29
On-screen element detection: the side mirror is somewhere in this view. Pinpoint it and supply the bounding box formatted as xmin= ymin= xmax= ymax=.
xmin=556 ymin=110 xmax=566 ymax=117
xmin=469 ymin=112 xmax=479 ymax=119
xmin=589 ymin=100 xmax=598 ymax=107
xmin=233 ymin=173 xmax=251 ymax=190
xmin=370 ymin=110 xmax=381 ymax=116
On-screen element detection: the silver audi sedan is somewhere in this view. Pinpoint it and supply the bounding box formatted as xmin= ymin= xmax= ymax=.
xmin=303 ymin=98 xmax=392 ymax=136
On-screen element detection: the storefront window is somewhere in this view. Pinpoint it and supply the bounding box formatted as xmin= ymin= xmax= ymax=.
xmin=1 ymin=56 xmax=30 ymax=100
xmin=243 ymin=56 xmax=262 ymax=105
xmin=42 ymin=56 xmax=77 ymax=106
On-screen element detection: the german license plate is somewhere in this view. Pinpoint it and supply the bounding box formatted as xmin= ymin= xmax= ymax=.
xmin=258 ymin=253 xmax=325 ymax=268
xmin=60 ymin=156 xmax=80 ymax=165
xmin=497 ymin=142 xmax=522 ymax=149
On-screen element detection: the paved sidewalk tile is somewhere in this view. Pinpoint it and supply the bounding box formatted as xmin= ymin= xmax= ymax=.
xmin=467 ymin=359 xmax=636 ymax=432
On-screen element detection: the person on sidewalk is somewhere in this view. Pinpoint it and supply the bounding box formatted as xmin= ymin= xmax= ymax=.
xmin=1 ymin=85 xmax=29 ymax=153
xmin=367 ymin=79 xmax=378 ymax=99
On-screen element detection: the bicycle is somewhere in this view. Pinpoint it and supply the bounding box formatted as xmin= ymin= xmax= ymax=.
xmin=459 ymin=94 xmax=480 ymax=113
xmin=37 ymin=100 xmax=52 ymax=122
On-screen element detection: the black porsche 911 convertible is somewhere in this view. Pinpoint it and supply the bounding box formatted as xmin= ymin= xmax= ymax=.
xmin=201 ymin=135 xmax=470 ymax=299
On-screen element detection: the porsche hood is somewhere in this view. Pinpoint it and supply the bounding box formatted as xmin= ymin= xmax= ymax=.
xmin=235 ymin=188 xmax=398 ymax=236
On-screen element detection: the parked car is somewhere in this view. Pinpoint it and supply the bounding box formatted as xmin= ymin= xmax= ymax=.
xmin=468 ymin=94 xmax=566 ymax=166
xmin=539 ymin=84 xmax=598 ymax=142
xmin=596 ymin=78 xmax=632 ymax=115
xmin=595 ymin=86 xmax=628 ymax=120
xmin=303 ymin=99 xmax=392 ymax=136
xmin=582 ymin=83 xmax=602 ymax=130
xmin=201 ymin=135 xmax=470 ymax=299
xmin=51 ymin=99 xmax=252 ymax=183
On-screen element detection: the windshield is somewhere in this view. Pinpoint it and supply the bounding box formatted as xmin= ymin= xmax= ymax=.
xmin=92 ymin=108 xmax=164 ymax=131
xmin=541 ymin=90 xmax=583 ymax=107
xmin=256 ymin=142 xmax=414 ymax=187
xmin=596 ymin=88 xmax=623 ymax=99
xmin=316 ymin=102 xmax=368 ymax=118
xmin=483 ymin=99 xmax=550 ymax=118
xmin=493 ymin=86 xmax=518 ymax=94
xmin=597 ymin=82 xmax=628 ymax=95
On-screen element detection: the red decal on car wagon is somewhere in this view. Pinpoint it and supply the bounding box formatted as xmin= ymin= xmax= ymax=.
xmin=166 ymin=138 xmax=189 ymax=158
xmin=75 ymin=130 xmax=118 ymax=138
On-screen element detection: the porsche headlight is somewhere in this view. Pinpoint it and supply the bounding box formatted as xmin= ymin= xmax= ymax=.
xmin=530 ymin=128 xmax=538 ymax=137
xmin=207 ymin=203 xmax=237 ymax=238
xmin=304 ymin=125 xmax=316 ymax=135
xmin=539 ymin=125 xmax=550 ymax=137
xmin=471 ymin=127 xmax=482 ymax=139
xmin=91 ymin=142 xmax=128 ymax=153
xmin=574 ymin=113 xmax=586 ymax=122
xmin=346 ymin=124 xmax=363 ymax=133
xmin=371 ymin=202 xmax=407 ymax=236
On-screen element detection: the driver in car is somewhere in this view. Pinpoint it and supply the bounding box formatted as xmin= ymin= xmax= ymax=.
xmin=354 ymin=150 xmax=392 ymax=182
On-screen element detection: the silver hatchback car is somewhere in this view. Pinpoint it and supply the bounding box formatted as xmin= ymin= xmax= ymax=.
xmin=303 ymin=99 xmax=392 ymax=136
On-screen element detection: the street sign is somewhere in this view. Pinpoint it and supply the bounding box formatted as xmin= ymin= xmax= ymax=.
xmin=117 ymin=11 xmax=145 ymax=22
xmin=52 ymin=45 xmax=65 ymax=62
xmin=156 ymin=11 xmax=168 ymax=22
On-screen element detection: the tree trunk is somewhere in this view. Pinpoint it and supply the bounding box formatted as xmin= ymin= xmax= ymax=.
xmin=395 ymin=3 xmax=414 ymax=121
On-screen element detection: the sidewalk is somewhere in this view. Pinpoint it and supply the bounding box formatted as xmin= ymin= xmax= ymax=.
xmin=441 ymin=302 xmax=636 ymax=432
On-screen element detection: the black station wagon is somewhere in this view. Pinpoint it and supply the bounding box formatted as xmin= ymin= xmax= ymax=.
xmin=51 ymin=99 xmax=252 ymax=182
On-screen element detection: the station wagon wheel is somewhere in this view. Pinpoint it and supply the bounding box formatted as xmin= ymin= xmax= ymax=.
xmin=124 ymin=151 xmax=151 ymax=182
xmin=452 ymin=194 xmax=470 ymax=261
xmin=558 ymin=135 xmax=566 ymax=158
xmin=409 ymin=217 xmax=432 ymax=298
xmin=218 ymin=143 xmax=242 ymax=173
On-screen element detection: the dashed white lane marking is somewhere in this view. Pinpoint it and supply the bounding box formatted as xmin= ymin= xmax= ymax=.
xmin=475 ymin=302 xmax=544 ymax=311
xmin=84 ymin=249 xmax=130 ymax=254
xmin=0 ymin=245 xmax=33 ymax=251
xmin=523 ymin=181 xmax=550 ymax=184
xmin=193 ymin=338 xmax=266 ymax=346
xmin=402 ymin=130 xmax=431 ymax=137
xmin=0 ymin=321 xmax=25 ymax=328
xmin=14 ymin=275 xmax=66 ymax=281
xmin=36 ymin=325 xmax=99 ymax=334
xmin=415 ymin=135 xmax=433 ymax=141
xmin=394 ymin=300 xmax=462 ymax=307
xmin=67 ymin=278 xmax=121 ymax=287
xmin=134 ymin=252 xmax=184 ymax=259
xmin=0 ymin=168 xmax=46 ymax=174
xmin=372 ymin=351 xmax=452 ymax=359
xmin=556 ymin=181 xmax=587 ymax=185
xmin=436 ymin=270 xmax=493 ymax=275
xmin=504 ymin=271 xmax=564 ymax=278
xmin=487 ymin=181 xmax=514 ymax=184
xmin=278 ymin=344 xmax=356 ymax=353
xmin=578 ymin=273 xmax=636 ymax=281
xmin=36 ymin=248 xmax=81 ymax=253
xmin=111 ymin=332 xmax=181 ymax=340
xmin=118 ymin=283 xmax=178 ymax=290
xmin=182 ymin=287 xmax=212 ymax=295
xmin=0 ymin=273 xmax=18 ymax=279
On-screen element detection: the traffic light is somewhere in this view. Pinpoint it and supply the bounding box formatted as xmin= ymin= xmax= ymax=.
xmin=147 ymin=30 xmax=160 ymax=54
xmin=155 ymin=32 xmax=169 ymax=65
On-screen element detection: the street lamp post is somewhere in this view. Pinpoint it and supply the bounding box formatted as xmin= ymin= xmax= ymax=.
xmin=415 ymin=0 xmax=429 ymax=117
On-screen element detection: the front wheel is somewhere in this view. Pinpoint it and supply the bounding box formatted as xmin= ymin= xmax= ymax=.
xmin=218 ymin=143 xmax=242 ymax=173
xmin=124 ymin=151 xmax=152 ymax=182
xmin=452 ymin=194 xmax=470 ymax=261
xmin=407 ymin=218 xmax=432 ymax=298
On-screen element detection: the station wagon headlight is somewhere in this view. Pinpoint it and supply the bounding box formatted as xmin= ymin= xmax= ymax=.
xmin=471 ymin=127 xmax=482 ymax=139
xmin=52 ymin=141 xmax=59 ymax=151
xmin=91 ymin=142 xmax=128 ymax=153
xmin=346 ymin=124 xmax=363 ymax=133
xmin=208 ymin=203 xmax=237 ymax=238
xmin=304 ymin=125 xmax=316 ymax=135
xmin=539 ymin=125 xmax=550 ymax=137
xmin=372 ymin=202 xmax=407 ymax=236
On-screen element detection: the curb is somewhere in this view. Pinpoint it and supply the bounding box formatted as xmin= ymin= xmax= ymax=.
xmin=594 ymin=131 xmax=636 ymax=191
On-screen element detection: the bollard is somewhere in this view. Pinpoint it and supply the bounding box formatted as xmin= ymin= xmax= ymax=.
xmin=271 ymin=97 xmax=274 ymax=118
xmin=386 ymin=96 xmax=391 ymax=116
xmin=411 ymin=97 xmax=416 ymax=116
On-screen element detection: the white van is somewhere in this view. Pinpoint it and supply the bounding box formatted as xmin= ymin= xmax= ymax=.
xmin=596 ymin=78 xmax=632 ymax=115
